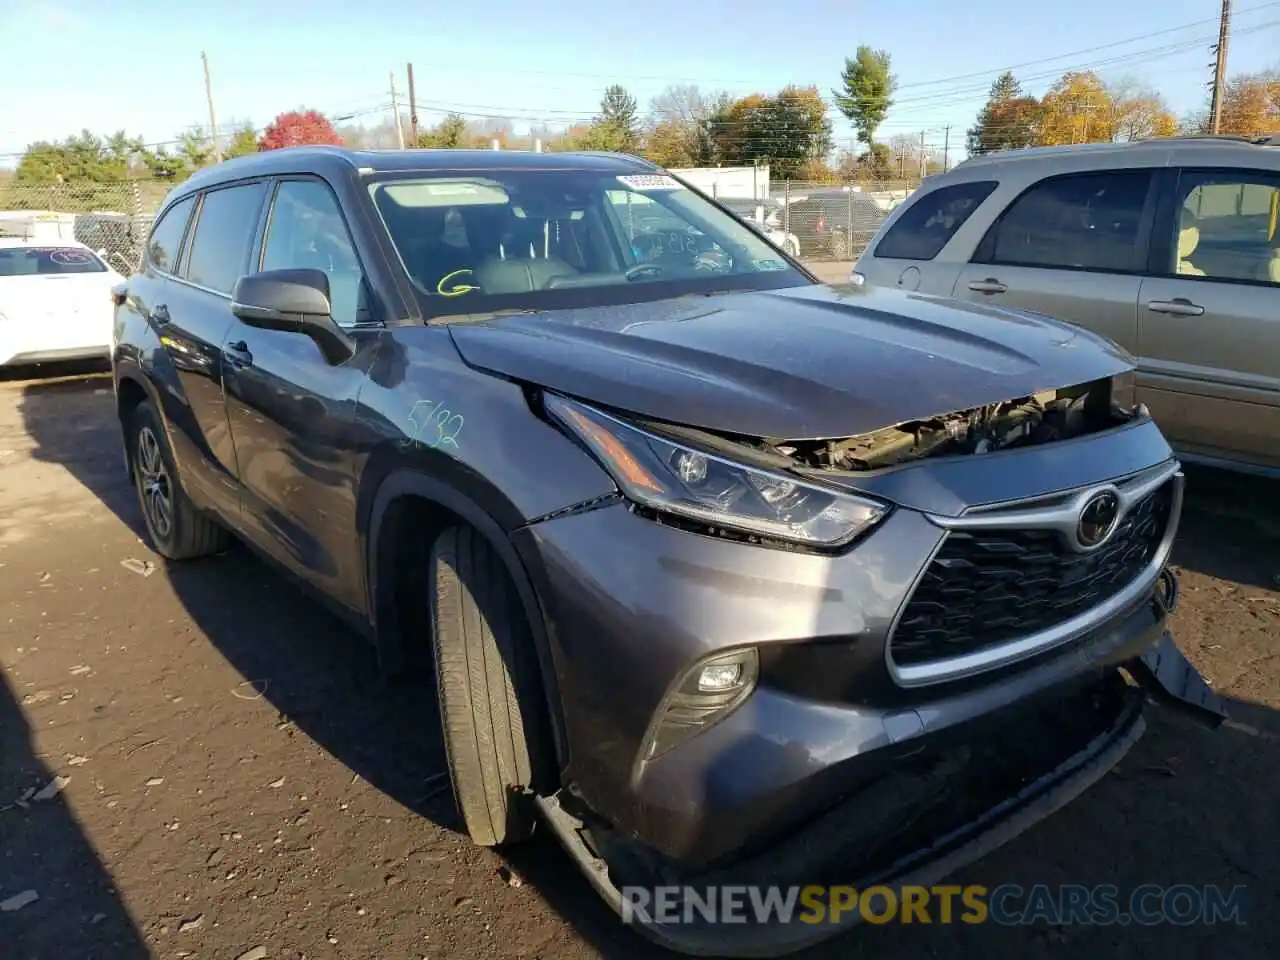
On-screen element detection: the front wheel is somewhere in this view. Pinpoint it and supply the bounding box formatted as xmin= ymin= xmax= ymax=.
xmin=129 ymin=401 xmax=228 ymax=560
xmin=430 ymin=525 xmax=549 ymax=846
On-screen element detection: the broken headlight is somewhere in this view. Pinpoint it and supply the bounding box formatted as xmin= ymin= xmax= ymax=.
xmin=545 ymin=394 xmax=888 ymax=548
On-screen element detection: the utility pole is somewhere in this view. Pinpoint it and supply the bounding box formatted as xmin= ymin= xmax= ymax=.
xmin=201 ymin=51 xmax=222 ymax=163
xmin=389 ymin=71 xmax=405 ymax=149
xmin=918 ymin=130 xmax=927 ymax=182
xmin=942 ymin=125 xmax=951 ymax=172
xmin=1209 ymin=0 xmax=1232 ymax=134
xmin=406 ymin=63 xmax=419 ymax=144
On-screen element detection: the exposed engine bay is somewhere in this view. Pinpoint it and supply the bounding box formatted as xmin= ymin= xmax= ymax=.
xmin=773 ymin=377 xmax=1142 ymax=472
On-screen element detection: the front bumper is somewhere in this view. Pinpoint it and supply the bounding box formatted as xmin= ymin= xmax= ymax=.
xmin=539 ymin=632 xmax=1225 ymax=957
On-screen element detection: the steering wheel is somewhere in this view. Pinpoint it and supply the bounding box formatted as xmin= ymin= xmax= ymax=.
xmin=625 ymin=263 xmax=665 ymax=281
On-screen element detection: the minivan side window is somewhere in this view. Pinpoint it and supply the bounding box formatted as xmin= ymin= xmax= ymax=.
xmin=147 ymin=197 xmax=195 ymax=274
xmin=261 ymin=179 xmax=369 ymax=326
xmin=1169 ymin=171 xmax=1280 ymax=285
xmin=874 ymin=181 xmax=997 ymax=261
xmin=184 ymin=182 xmax=269 ymax=295
xmin=975 ymin=171 xmax=1152 ymax=272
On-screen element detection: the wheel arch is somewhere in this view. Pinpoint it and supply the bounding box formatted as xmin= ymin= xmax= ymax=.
xmin=114 ymin=362 xmax=161 ymax=478
xmin=361 ymin=459 xmax=569 ymax=773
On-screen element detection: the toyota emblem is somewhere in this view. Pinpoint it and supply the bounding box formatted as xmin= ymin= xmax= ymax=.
xmin=1076 ymin=490 xmax=1121 ymax=550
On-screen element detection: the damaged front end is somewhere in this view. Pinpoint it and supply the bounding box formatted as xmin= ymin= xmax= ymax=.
xmin=770 ymin=373 xmax=1144 ymax=472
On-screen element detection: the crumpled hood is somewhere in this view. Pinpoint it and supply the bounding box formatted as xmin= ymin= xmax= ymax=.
xmin=447 ymin=282 xmax=1134 ymax=439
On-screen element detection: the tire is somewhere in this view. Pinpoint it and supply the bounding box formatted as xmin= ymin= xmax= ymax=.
xmin=783 ymin=237 xmax=801 ymax=259
xmin=129 ymin=401 xmax=228 ymax=560
xmin=830 ymin=231 xmax=850 ymax=261
xmin=430 ymin=524 xmax=547 ymax=847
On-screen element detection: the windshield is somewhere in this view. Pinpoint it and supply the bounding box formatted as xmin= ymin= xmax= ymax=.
xmin=0 ymin=246 xmax=107 ymax=277
xmin=368 ymin=169 xmax=808 ymax=317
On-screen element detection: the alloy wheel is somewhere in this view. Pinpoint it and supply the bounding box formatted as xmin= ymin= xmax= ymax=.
xmin=137 ymin=426 xmax=173 ymax=541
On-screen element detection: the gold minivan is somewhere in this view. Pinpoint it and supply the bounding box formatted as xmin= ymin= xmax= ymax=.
xmin=853 ymin=136 xmax=1280 ymax=474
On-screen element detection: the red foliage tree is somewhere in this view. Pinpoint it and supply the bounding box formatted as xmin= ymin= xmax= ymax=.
xmin=258 ymin=110 xmax=344 ymax=151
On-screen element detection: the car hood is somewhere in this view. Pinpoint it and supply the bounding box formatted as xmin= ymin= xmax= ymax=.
xmin=447 ymin=283 xmax=1133 ymax=439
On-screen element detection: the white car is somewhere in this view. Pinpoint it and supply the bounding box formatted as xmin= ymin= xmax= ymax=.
xmin=718 ymin=199 xmax=802 ymax=258
xmin=0 ymin=239 xmax=124 ymax=367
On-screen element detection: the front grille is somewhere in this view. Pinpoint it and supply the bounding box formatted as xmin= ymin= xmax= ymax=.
xmin=890 ymin=481 xmax=1174 ymax=668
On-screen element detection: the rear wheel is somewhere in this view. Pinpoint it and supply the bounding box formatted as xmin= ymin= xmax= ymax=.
xmin=830 ymin=231 xmax=850 ymax=261
xmin=129 ymin=401 xmax=227 ymax=560
xmin=430 ymin=524 xmax=547 ymax=846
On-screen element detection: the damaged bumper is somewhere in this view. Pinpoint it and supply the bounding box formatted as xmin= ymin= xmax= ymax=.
xmin=539 ymin=633 xmax=1223 ymax=957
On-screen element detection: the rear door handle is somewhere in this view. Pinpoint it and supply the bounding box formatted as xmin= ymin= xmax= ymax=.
xmin=968 ymin=278 xmax=1007 ymax=294
xmin=1146 ymin=298 xmax=1205 ymax=317
xmin=224 ymin=340 xmax=253 ymax=368
xmin=150 ymin=304 xmax=171 ymax=326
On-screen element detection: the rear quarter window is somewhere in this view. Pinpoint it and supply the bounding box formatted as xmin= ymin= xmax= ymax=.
xmin=874 ymin=181 xmax=998 ymax=261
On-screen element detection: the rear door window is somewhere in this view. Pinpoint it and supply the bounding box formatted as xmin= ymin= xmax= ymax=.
xmin=147 ymin=197 xmax=195 ymax=274
xmin=184 ymin=183 xmax=269 ymax=294
xmin=1168 ymin=171 xmax=1280 ymax=284
xmin=874 ymin=181 xmax=997 ymax=261
xmin=976 ymin=171 xmax=1153 ymax=272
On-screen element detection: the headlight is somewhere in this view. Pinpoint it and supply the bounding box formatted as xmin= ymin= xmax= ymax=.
xmin=544 ymin=394 xmax=889 ymax=548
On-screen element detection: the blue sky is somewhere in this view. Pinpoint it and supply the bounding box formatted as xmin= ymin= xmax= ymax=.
xmin=1 ymin=0 xmax=1277 ymax=166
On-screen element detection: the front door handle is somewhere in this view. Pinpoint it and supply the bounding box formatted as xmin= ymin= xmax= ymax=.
xmin=1146 ymin=298 xmax=1205 ymax=317
xmin=968 ymin=278 xmax=1007 ymax=294
xmin=224 ymin=340 xmax=253 ymax=368
xmin=150 ymin=304 xmax=171 ymax=326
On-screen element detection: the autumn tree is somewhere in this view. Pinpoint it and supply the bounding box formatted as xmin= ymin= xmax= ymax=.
xmin=259 ymin=110 xmax=344 ymax=151
xmin=832 ymin=47 xmax=897 ymax=146
xmin=1220 ymin=71 xmax=1280 ymax=136
xmin=709 ymin=86 xmax=832 ymax=179
xmin=644 ymin=85 xmax=720 ymax=167
xmin=1036 ymin=71 xmax=1114 ymax=145
xmin=966 ymin=72 xmax=1040 ymax=154
xmin=1105 ymin=79 xmax=1179 ymax=141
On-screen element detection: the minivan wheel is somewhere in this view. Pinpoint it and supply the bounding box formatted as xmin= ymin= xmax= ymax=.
xmin=129 ymin=401 xmax=228 ymax=560
xmin=429 ymin=524 xmax=547 ymax=847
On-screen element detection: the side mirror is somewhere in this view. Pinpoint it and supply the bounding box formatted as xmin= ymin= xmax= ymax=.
xmin=231 ymin=268 xmax=355 ymax=365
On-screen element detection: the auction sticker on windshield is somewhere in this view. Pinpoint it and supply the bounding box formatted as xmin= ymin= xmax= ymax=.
xmin=617 ymin=175 xmax=685 ymax=191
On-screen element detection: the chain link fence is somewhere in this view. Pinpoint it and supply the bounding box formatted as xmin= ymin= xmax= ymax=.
xmin=772 ymin=180 xmax=912 ymax=262
xmin=705 ymin=179 xmax=916 ymax=261
xmin=0 ymin=178 xmax=171 ymax=275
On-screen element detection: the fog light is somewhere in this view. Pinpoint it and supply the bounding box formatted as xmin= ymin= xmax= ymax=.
xmin=644 ymin=648 xmax=760 ymax=759
xmin=850 ymin=270 xmax=867 ymax=286
xmin=697 ymin=662 xmax=743 ymax=691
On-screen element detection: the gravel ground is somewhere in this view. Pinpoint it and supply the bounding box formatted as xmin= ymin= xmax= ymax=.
xmin=1 ymin=365 xmax=1278 ymax=960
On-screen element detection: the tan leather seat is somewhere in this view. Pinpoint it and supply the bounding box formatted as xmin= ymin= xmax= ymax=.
xmin=1176 ymin=206 xmax=1205 ymax=276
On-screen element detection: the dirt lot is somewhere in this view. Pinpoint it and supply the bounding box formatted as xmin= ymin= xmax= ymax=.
xmin=1 ymin=366 xmax=1278 ymax=960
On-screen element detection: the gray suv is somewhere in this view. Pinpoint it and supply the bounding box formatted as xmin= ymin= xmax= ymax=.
xmin=853 ymin=136 xmax=1280 ymax=475
xmin=110 ymin=146 xmax=1222 ymax=955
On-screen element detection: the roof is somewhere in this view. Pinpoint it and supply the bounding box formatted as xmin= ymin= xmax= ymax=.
xmin=956 ymin=135 xmax=1278 ymax=171
xmin=174 ymin=146 xmax=658 ymax=200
